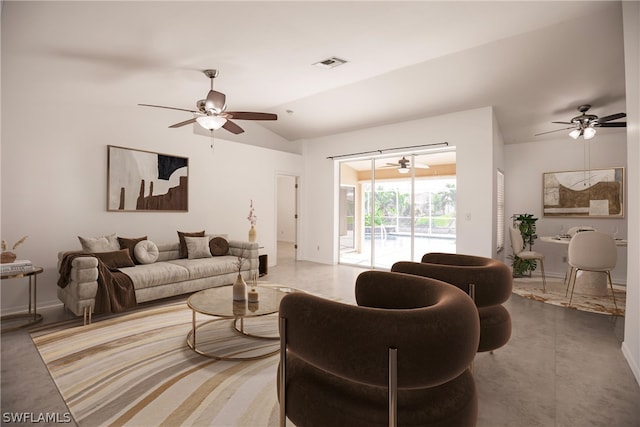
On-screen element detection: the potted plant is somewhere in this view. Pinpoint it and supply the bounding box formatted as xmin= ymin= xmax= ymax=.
xmin=511 ymin=214 xmax=539 ymax=277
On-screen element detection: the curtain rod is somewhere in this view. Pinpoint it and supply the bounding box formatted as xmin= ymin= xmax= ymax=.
xmin=326 ymin=142 xmax=449 ymax=160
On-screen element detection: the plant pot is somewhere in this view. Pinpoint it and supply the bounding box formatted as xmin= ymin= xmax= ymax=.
xmin=1 ymin=252 xmax=17 ymax=264
xmin=248 ymin=225 xmax=257 ymax=242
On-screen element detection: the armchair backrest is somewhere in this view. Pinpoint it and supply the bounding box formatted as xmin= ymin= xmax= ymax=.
xmin=392 ymin=255 xmax=512 ymax=307
xmin=279 ymin=272 xmax=479 ymax=389
xmin=568 ymin=230 xmax=616 ymax=270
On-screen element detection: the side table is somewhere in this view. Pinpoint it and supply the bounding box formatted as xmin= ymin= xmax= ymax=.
xmin=1 ymin=266 xmax=44 ymax=332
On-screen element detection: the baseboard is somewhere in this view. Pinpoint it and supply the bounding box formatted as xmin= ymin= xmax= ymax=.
xmin=0 ymin=299 xmax=63 ymax=317
xmin=300 ymin=256 xmax=333 ymax=265
xmin=622 ymin=342 xmax=640 ymax=387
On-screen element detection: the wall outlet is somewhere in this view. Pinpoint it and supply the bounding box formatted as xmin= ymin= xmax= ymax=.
xmin=562 ymin=256 xmax=567 ymax=263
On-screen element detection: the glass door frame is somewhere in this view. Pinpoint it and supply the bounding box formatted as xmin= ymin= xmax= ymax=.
xmin=337 ymin=150 xmax=457 ymax=269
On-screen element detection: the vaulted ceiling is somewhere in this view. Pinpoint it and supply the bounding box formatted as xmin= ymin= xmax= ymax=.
xmin=2 ymin=1 xmax=627 ymax=144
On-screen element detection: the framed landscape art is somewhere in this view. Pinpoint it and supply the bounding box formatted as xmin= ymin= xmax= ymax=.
xmin=542 ymin=167 xmax=624 ymax=217
xmin=107 ymin=145 xmax=189 ymax=212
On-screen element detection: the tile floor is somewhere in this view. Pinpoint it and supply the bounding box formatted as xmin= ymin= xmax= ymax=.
xmin=1 ymin=243 xmax=639 ymax=426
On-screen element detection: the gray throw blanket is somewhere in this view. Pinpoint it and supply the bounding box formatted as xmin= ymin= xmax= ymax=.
xmin=58 ymin=252 xmax=137 ymax=314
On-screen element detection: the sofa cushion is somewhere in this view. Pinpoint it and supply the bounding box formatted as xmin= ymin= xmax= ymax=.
xmin=134 ymin=240 xmax=159 ymax=264
xmin=78 ymin=233 xmax=119 ymax=253
xmin=184 ymin=236 xmax=213 ymax=260
xmin=119 ymin=262 xmax=190 ymax=290
xmin=93 ymin=249 xmax=135 ymax=270
xmin=168 ymin=256 xmax=239 ymax=280
xmin=177 ymin=230 xmax=205 ymax=258
xmin=209 ymin=236 xmax=229 ymax=256
xmin=118 ymin=236 xmax=147 ymax=264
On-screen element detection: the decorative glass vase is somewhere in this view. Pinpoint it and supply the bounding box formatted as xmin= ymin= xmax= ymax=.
xmin=233 ymin=273 xmax=247 ymax=301
xmin=248 ymin=225 xmax=257 ymax=242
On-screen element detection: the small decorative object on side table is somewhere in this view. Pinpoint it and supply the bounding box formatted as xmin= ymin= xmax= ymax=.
xmin=1 ymin=235 xmax=28 ymax=264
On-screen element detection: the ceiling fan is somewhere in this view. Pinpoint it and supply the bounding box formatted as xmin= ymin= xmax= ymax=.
xmin=139 ymin=69 xmax=277 ymax=135
xmin=382 ymin=156 xmax=430 ymax=174
xmin=535 ymin=104 xmax=626 ymax=140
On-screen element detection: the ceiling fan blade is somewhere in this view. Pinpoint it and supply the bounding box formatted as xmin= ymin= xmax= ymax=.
xmin=222 ymin=120 xmax=245 ymax=134
xmin=226 ymin=112 xmax=278 ymax=121
xmin=597 ymin=112 xmax=626 ymax=123
xmin=595 ymin=122 xmax=626 ymax=128
xmin=205 ymin=90 xmax=226 ymax=112
xmin=551 ymin=121 xmax=573 ymax=125
xmin=534 ymin=126 xmax=576 ymax=136
xmin=138 ymin=103 xmax=198 ymax=114
xmin=169 ymin=118 xmax=197 ymax=128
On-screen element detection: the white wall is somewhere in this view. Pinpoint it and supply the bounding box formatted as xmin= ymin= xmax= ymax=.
xmin=504 ymin=133 xmax=628 ymax=283
xmin=622 ymin=0 xmax=640 ymax=385
xmin=1 ymin=73 xmax=303 ymax=314
xmin=299 ymin=106 xmax=497 ymax=264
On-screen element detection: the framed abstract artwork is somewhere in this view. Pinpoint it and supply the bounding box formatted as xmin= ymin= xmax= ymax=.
xmin=107 ymin=145 xmax=189 ymax=212
xmin=542 ymin=167 xmax=624 ymax=217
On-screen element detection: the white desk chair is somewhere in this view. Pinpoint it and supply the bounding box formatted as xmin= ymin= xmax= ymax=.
xmin=509 ymin=226 xmax=547 ymax=292
xmin=566 ymin=231 xmax=618 ymax=311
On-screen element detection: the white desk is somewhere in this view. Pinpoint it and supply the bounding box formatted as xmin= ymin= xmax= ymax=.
xmin=540 ymin=235 xmax=627 ymax=247
xmin=539 ymin=235 xmax=627 ymax=296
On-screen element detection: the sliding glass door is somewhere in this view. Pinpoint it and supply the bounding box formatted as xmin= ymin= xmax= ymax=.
xmin=338 ymin=151 xmax=456 ymax=269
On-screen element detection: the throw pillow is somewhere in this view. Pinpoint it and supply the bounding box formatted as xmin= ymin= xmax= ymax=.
xmin=184 ymin=236 xmax=213 ymax=260
xmin=118 ymin=236 xmax=147 ymax=264
xmin=134 ymin=240 xmax=159 ymax=264
xmin=93 ymin=248 xmax=135 ymax=270
xmin=177 ymin=230 xmax=205 ymax=258
xmin=78 ymin=233 xmax=120 ymax=253
xmin=210 ymin=236 xmax=229 ymax=256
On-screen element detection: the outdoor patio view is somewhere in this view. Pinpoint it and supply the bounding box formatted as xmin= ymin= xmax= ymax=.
xmin=339 ymin=152 xmax=457 ymax=268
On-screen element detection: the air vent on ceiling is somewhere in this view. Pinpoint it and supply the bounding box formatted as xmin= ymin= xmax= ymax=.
xmin=313 ymin=57 xmax=348 ymax=69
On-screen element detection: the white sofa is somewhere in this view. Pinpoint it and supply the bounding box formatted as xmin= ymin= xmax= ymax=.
xmin=57 ymin=239 xmax=259 ymax=324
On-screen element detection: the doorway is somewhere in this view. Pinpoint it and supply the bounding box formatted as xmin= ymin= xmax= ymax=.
xmin=276 ymin=174 xmax=298 ymax=265
xmin=338 ymin=150 xmax=457 ymax=268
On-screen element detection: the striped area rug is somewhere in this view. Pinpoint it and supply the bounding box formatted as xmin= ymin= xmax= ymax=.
xmin=31 ymin=303 xmax=281 ymax=426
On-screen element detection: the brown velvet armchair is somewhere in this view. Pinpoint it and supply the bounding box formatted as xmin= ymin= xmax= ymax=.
xmin=392 ymin=252 xmax=512 ymax=353
xmin=278 ymin=270 xmax=480 ymax=427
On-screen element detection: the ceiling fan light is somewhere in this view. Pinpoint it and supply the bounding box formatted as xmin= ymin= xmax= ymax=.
xmin=583 ymin=127 xmax=596 ymax=139
xmin=569 ymin=129 xmax=581 ymax=139
xmin=398 ymin=167 xmax=410 ymax=174
xmin=196 ymin=115 xmax=227 ymax=130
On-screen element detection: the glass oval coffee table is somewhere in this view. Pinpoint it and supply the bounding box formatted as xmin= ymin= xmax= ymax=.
xmin=187 ymin=284 xmax=294 ymax=360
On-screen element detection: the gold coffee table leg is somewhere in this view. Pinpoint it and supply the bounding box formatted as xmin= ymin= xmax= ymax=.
xmin=187 ymin=315 xmax=279 ymax=361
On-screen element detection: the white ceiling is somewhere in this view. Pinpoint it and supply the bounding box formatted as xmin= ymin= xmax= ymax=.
xmin=2 ymin=1 xmax=628 ymax=144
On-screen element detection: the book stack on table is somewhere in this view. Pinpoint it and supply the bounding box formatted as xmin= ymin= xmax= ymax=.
xmin=1 ymin=260 xmax=34 ymax=275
